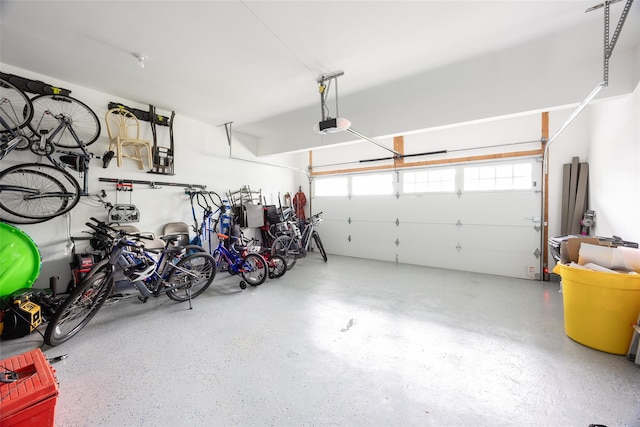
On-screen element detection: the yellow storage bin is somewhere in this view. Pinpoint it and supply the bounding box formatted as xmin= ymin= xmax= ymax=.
xmin=554 ymin=263 xmax=640 ymax=355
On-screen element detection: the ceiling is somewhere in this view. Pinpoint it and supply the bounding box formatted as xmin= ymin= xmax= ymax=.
xmin=1 ymin=1 xmax=638 ymax=155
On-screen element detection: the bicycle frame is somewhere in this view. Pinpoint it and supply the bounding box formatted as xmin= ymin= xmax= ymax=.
xmin=281 ymin=218 xmax=316 ymax=256
xmin=188 ymin=190 xmax=222 ymax=253
xmin=0 ymin=116 xmax=25 ymax=160
xmin=212 ymin=237 xmax=246 ymax=275
xmin=33 ymin=113 xmax=94 ymax=195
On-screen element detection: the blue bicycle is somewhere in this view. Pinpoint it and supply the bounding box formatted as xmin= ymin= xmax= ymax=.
xmin=212 ymin=233 xmax=268 ymax=289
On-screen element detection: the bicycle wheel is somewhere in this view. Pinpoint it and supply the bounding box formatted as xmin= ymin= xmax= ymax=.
xmin=44 ymin=266 xmax=115 ymax=346
xmin=312 ymin=231 xmax=328 ymax=262
xmin=241 ymin=253 xmax=268 ymax=286
xmin=0 ymin=78 xmax=33 ymax=131
xmin=183 ymin=244 xmax=206 ymax=256
xmin=29 ymin=94 xmax=100 ymax=148
xmin=269 ymin=254 xmax=287 ymax=279
xmin=165 ymin=252 xmax=216 ymax=302
xmin=271 ymin=235 xmax=297 ymax=270
xmin=0 ymin=163 xmax=80 ymax=220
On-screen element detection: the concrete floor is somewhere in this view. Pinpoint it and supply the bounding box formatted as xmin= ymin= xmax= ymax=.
xmin=2 ymin=254 xmax=639 ymax=427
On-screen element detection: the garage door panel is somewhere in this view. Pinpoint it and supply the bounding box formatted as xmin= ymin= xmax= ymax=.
xmin=452 ymin=246 xmax=540 ymax=278
xmin=348 ymin=196 xmax=398 ymax=222
xmin=315 ymin=219 xmax=350 ymax=256
xmin=397 ymin=193 xmax=462 ymax=223
xmin=456 ymin=225 xmax=539 ymax=250
xmin=397 ymin=223 xmax=459 ymax=266
xmin=457 ymin=191 xmax=540 ymax=225
xmin=313 ymin=196 xmax=348 ymax=222
xmin=349 ymin=221 xmax=397 ymax=260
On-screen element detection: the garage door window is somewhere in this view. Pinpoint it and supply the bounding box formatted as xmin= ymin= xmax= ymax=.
xmin=464 ymin=163 xmax=532 ymax=191
xmin=314 ymin=177 xmax=348 ymax=196
xmin=403 ymin=169 xmax=455 ymax=193
xmin=352 ymin=173 xmax=393 ymax=196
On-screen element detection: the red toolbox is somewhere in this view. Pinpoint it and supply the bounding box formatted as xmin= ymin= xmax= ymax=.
xmin=0 ymin=349 xmax=58 ymax=427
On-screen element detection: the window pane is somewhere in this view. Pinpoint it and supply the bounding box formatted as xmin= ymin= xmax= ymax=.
xmin=353 ymin=173 xmax=393 ymax=195
xmin=315 ymin=177 xmax=348 ymax=196
xmin=464 ymin=162 xmax=533 ymax=191
xmin=403 ymin=169 xmax=455 ymax=193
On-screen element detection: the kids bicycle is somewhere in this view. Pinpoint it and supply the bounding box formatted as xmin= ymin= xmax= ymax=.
xmin=212 ymin=233 xmax=269 ymax=289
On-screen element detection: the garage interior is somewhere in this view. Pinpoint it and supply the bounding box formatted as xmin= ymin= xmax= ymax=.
xmin=1 ymin=1 xmax=640 ymax=426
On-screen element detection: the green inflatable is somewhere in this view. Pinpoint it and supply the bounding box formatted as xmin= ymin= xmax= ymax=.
xmin=0 ymin=222 xmax=41 ymax=297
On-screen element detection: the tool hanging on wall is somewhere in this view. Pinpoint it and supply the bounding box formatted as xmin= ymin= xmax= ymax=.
xmin=108 ymin=182 xmax=140 ymax=223
xmin=148 ymin=104 xmax=175 ymax=176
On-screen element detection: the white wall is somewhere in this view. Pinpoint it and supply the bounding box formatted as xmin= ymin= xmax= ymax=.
xmin=1 ymin=64 xmax=308 ymax=291
xmin=587 ymin=83 xmax=640 ymax=242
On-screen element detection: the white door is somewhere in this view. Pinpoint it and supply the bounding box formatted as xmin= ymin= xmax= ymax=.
xmin=312 ymin=157 xmax=542 ymax=279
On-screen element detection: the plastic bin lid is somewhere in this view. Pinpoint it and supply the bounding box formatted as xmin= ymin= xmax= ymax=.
xmin=0 ymin=222 xmax=41 ymax=297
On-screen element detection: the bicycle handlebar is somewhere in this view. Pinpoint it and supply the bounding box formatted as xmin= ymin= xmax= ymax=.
xmin=87 ymin=217 xmax=152 ymax=240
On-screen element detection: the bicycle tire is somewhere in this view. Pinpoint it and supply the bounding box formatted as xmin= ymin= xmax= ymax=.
xmin=312 ymin=231 xmax=328 ymax=262
xmin=270 ymin=235 xmax=297 ymax=270
xmin=165 ymin=252 xmax=216 ymax=302
xmin=269 ymin=254 xmax=287 ymax=279
xmin=29 ymin=94 xmax=101 ymax=148
xmin=0 ymin=208 xmax=56 ymax=225
xmin=241 ymin=253 xmax=268 ymax=286
xmin=0 ymin=78 xmax=33 ymax=132
xmin=183 ymin=244 xmax=206 ymax=256
xmin=44 ymin=266 xmax=115 ymax=346
xmin=0 ymin=163 xmax=80 ymax=220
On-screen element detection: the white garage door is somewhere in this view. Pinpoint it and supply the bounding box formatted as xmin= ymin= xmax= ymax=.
xmin=312 ymin=157 xmax=542 ymax=279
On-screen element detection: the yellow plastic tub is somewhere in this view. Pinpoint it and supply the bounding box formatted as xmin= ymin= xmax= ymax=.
xmin=554 ymin=263 xmax=640 ymax=355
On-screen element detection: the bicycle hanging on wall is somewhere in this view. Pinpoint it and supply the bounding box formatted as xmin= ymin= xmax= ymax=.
xmin=0 ymin=76 xmax=111 ymax=224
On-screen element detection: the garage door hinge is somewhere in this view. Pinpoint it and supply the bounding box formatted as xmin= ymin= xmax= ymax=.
xmin=456 ymin=243 xmax=462 ymax=252
xmin=456 ymin=219 xmax=462 ymax=228
xmin=395 ymin=218 xmax=400 ymax=226
xmin=396 ymin=191 xmax=400 ymax=199
xmin=348 ymin=217 xmax=351 ymax=224
xmin=534 ymin=248 xmax=541 ymax=259
xmin=457 ymin=189 xmax=462 ymax=198
xmin=395 ymin=238 xmax=400 ymax=246
xmin=348 ymin=235 xmax=351 ymax=242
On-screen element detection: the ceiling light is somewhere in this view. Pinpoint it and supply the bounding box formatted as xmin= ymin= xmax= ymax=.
xmin=132 ymin=52 xmax=148 ymax=68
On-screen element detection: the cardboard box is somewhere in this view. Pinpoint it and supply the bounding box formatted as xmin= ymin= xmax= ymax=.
xmin=564 ymin=237 xmax=601 ymax=264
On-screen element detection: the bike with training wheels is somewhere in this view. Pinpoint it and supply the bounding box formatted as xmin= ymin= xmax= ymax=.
xmin=44 ymin=217 xmax=216 ymax=346
xmin=212 ymin=232 xmax=269 ymax=289
xmin=0 ymin=77 xmax=112 ymax=224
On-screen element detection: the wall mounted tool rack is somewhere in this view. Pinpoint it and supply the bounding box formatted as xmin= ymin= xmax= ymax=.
xmin=108 ymin=101 xmax=175 ymax=176
xmin=99 ymin=177 xmax=205 ymax=190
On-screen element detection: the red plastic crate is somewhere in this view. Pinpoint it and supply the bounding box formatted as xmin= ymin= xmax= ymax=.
xmin=0 ymin=349 xmax=58 ymax=427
